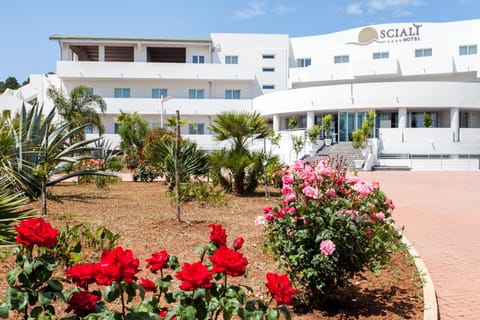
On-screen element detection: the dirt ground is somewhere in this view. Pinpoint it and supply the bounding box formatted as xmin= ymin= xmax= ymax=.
xmin=4 ymin=181 xmax=423 ymax=319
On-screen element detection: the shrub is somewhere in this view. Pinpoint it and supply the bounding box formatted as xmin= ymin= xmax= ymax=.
xmin=0 ymin=219 xmax=295 ymax=320
xmin=261 ymin=159 xmax=399 ymax=306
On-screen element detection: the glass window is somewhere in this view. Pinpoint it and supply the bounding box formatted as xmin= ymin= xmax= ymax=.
xmin=225 ymin=55 xmax=238 ymax=64
xmin=86 ymin=88 xmax=94 ymax=97
xmin=334 ymin=55 xmax=349 ymax=64
xmin=373 ymin=52 xmax=389 ymax=59
xmin=188 ymin=89 xmax=204 ymax=99
xmin=85 ymin=125 xmax=94 ymax=134
xmin=114 ymin=88 xmax=130 ymax=98
xmin=262 ymin=67 xmax=275 ymax=72
xmin=263 ymin=54 xmax=275 ymax=59
xmin=459 ymin=45 xmax=477 ymax=55
xmin=192 ymin=55 xmax=205 ymax=63
xmin=415 ymin=48 xmax=432 ymax=57
xmin=297 ymin=58 xmax=311 ymax=68
xmin=152 ymin=88 xmax=168 ymax=99
xmin=114 ymin=123 xmax=121 ymax=134
xmin=262 ymin=84 xmax=275 ymax=90
xmin=225 ymin=90 xmax=241 ymax=99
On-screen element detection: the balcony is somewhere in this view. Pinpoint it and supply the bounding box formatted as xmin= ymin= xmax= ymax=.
xmin=56 ymin=61 xmax=256 ymax=81
xmin=102 ymin=98 xmax=253 ymax=115
xmin=353 ymin=58 xmax=398 ymax=77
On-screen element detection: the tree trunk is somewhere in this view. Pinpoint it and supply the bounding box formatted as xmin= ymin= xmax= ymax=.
xmin=175 ymin=110 xmax=182 ymax=222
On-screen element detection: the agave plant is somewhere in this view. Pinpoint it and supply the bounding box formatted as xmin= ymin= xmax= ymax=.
xmin=0 ymin=176 xmax=36 ymax=247
xmin=8 ymin=103 xmax=115 ymax=214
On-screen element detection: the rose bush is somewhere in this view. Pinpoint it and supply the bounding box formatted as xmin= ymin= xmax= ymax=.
xmin=0 ymin=219 xmax=296 ymax=319
xmin=262 ymin=159 xmax=400 ymax=306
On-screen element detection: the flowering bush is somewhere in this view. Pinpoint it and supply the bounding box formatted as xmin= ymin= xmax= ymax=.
xmin=0 ymin=218 xmax=296 ymax=319
xmin=261 ymin=160 xmax=399 ymax=305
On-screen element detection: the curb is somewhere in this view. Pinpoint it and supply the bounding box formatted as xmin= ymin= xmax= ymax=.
xmin=400 ymin=233 xmax=439 ymax=320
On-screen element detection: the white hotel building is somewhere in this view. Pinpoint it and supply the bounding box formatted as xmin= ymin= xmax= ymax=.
xmin=2 ymin=19 xmax=480 ymax=170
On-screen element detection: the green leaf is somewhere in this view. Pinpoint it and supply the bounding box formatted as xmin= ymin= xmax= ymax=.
xmin=38 ymin=290 xmax=53 ymax=305
xmin=47 ymin=279 xmax=63 ymax=292
xmin=279 ymin=305 xmax=291 ymax=320
xmin=266 ymin=308 xmax=279 ymax=320
xmin=0 ymin=302 xmax=10 ymax=318
xmin=5 ymin=287 xmax=28 ymax=311
xmin=104 ymin=282 xmax=121 ymax=302
xmin=6 ymin=267 xmax=22 ymax=286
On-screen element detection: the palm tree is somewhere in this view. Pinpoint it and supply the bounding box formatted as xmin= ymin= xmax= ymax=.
xmin=208 ymin=111 xmax=270 ymax=195
xmin=47 ymin=85 xmax=107 ymax=143
xmin=209 ymin=111 xmax=270 ymax=152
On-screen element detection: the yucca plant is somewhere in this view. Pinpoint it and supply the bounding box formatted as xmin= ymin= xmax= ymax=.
xmin=0 ymin=176 xmax=37 ymax=247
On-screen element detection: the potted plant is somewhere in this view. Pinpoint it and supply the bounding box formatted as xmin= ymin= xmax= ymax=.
xmin=351 ymin=110 xmax=375 ymax=169
xmin=291 ymin=134 xmax=305 ymax=160
xmin=320 ymin=114 xmax=333 ymax=145
xmin=423 ymin=112 xmax=432 ymax=128
xmin=306 ymin=124 xmax=321 ymax=156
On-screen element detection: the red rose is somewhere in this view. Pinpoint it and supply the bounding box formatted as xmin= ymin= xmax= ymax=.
xmin=266 ymin=273 xmax=297 ymax=305
xmin=209 ymin=224 xmax=227 ymax=247
xmin=66 ymin=291 xmax=99 ymax=316
xmin=96 ymin=246 xmax=139 ymax=285
xmin=15 ymin=218 xmax=59 ymax=248
xmin=140 ymin=278 xmax=157 ymax=292
xmin=210 ymin=247 xmax=248 ymax=277
xmin=232 ymin=237 xmax=244 ymax=251
xmin=159 ymin=310 xmax=175 ymax=320
xmin=65 ymin=263 xmax=97 ymax=289
xmin=175 ymin=261 xmax=212 ymax=291
xmin=146 ymin=250 xmax=169 ymax=273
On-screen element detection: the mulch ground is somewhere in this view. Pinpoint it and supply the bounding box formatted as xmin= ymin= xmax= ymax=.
xmin=2 ymin=181 xmax=423 ymax=319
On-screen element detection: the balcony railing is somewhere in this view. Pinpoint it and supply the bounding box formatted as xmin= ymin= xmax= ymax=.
xmin=56 ymin=61 xmax=256 ymax=81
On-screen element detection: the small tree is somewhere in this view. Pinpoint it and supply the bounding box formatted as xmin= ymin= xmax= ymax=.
xmin=117 ymin=111 xmax=149 ymax=154
xmin=352 ymin=110 xmax=375 ymax=152
xmin=423 ymin=112 xmax=433 ymax=128
xmin=320 ymin=114 xmax=332 ymax=138
xmin=287 ymin=117 xmax=298 ymax=130
xmin=291 ymin=134 xmax=305 ymax=160
xmin=306 ymin=125 xmax=321 ymax=144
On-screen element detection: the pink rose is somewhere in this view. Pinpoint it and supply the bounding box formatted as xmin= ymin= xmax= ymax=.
xmin=302 ymin=186 xmax=320 ymax=199
xmin=282 ymin=175 xmax=294 ymax=185
xmin=284 ymin=193 xmax=297 ymax=203
xmin=375 ymin=212 xmax=385 ymax=221
xmin=325 ymin=188 xmax=336 ymax=198
xmin=281 ymin=185 xmax=294 ymax=195
xmin=255 ymin=216 xmax=267 ymax=226
xmin=320 ymin=239 xmax=336 ymax=256
xmin=353 ymin=182 xmax=373 ymax=197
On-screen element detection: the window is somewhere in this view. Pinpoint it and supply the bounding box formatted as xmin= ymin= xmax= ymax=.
xmin=189 ymin=123 xmax=205 ymax=135
xmin=297 ymin=58 xmax=311 ymax=67
xmin=188 ymin=89 xmax=204 ymax=99
xmin=263 ymin=54 xmax=275 ymax=59
xmin=373 ymin=52 xmax=389 ymax=59
xmin=225 ymin=90 xmax=241 ymax=99
xmin=262 ymin=67 xmax=275 ymax=72
xmin=415 ymin=48 xmax=432 ymax=57
xmin=114 ymin=123 xmax=121 ymax=134
xmin=334 ymin=55 xmax=349 ymax=64
xmin=192 ymin=55 xmax=205 ymax=63
xmin=114 ymin=88 xmax=130 ymax=98
xmin=152 ymin=88 xmax=168 ymax=99
xmin=262 ymin=84 xmax=275 ymax=90
xmin=225 ymin=55 xmax=238 ymax=64
xmin=459 ymin=45 xmax=477 ymax=56
xmin=86 ymin=88 xmax=94 ymax=97
xmin=85 ymin=125 xmax=94 ymax=134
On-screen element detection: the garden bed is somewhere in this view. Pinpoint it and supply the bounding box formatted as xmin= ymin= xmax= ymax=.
xmin=3 ymin=182 xmax=422 ymax=319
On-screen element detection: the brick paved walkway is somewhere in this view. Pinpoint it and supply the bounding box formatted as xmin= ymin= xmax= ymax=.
xmin=359 ymin=171 xmax=480 ymax=320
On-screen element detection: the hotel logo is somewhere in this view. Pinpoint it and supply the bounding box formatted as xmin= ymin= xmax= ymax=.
xmin=347 ymin=23 xmax=422 ymax=45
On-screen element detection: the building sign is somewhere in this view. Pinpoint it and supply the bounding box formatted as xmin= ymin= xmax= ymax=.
xmin=347 ymin=23 xmax=422 ymax=45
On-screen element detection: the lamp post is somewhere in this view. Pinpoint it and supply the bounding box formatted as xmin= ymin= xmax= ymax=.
xmin=160 ymin=95 xmax=172 ymax=129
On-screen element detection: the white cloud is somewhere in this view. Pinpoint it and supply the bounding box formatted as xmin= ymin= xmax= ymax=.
xmin=346 ymin=2 xmax=364 ymax=15
xmin=234 ymin=0 xmax=267 ymax=20
xmin=233 ymin=1 xmax=294 ymax=20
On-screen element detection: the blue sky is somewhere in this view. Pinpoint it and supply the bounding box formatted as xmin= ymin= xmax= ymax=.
xmin=1 ymin=0 xmax=479 ymax=82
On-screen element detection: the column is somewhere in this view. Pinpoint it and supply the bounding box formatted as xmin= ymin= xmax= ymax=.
xmin=306 ymin=111 xmax=315 ymax=129
xmin=99 ymin=46 xmax=105 ymax=62
xmin=450 ymin=107 xmax=459 ymax=142
xmin=398 ymin=108 xmax=407 ymax=129
xmin=273 ymin=114 xmax=280 ymax=132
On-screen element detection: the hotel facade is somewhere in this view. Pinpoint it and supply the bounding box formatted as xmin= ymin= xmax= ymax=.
xmin=2 ymin=19 xmax=480 ymax=170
